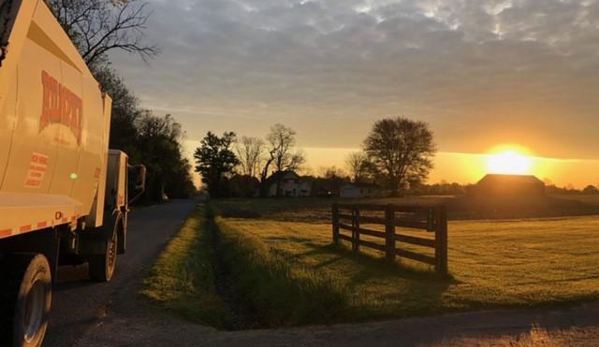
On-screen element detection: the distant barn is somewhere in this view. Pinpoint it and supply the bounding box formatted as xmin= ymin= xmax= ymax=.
xmin=473 ymin=174 xmax=546 ymax=197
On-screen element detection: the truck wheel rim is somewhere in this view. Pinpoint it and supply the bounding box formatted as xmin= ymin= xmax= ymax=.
xmin=23 ymin=279 xmax=45 ymax=342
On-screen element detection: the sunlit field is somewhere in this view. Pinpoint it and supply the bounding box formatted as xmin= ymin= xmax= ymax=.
xmin=218 ymin=212 xmax=599 ymax=320
xmin=143 ymin=199 xmax=599 ymax=328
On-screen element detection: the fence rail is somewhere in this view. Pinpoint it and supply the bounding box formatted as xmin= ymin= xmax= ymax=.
xmin=332 ymin=203 xmax=448 ymax=275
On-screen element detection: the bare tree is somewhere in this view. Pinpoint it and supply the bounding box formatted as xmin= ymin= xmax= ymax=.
xmin=345 ymin=152 xmax=370 ymax=183
xmin=318 ymin=166 xmax=346 ymax=179
xmin=364 ymin=117 xmax=436 ymax=196
xmin=259 ymin=124 xmax=305 ymax=197
xmin=235 ymin=136 xmax=264 ymax=178
xmin=48 ymin=0 xmax=159 ymax=68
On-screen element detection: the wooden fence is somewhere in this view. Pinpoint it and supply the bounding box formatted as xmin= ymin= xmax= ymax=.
xmin=332 ymin=203 xmax=448 ymax=275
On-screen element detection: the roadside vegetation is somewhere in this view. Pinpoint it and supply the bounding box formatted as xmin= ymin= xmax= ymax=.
xmin=142 ymin=198 xmax=599 ymax=329
xmin=140 ymin=205 xmax=229 ymax=328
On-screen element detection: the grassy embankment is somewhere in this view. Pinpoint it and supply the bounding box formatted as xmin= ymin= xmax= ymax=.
xmin=140 ymin=204 xmax=230 ymax=328
xmin=142 ymin=198 xmax=599 ymax=329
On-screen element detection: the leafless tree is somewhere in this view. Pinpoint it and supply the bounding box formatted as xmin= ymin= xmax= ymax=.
xmin=259 ymin=124 xmax=306 ymax=197
xmin=364 ymin=117 xmax=436 ymax=196
xmin=345 ymin=152 xmax=370 ymax=183
xmin=318 ymin=166 xmax=346 ymax=179
xmin=235 ymin=136 xmax=264 ymax=178
xmin=47 ymin=0 xmax=159 ymax=68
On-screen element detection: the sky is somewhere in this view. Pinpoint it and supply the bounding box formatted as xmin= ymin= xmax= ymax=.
xmin=109 ymin=0 xmax=599 ymax=188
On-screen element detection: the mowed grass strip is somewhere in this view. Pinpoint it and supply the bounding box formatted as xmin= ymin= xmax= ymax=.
xmin=218 ymin=209 xmax=599 ymax=322
xmin=140 ymin=204 xmax=229 ymax=328
xmin=215 ymin=214 xmax=351 ymax=326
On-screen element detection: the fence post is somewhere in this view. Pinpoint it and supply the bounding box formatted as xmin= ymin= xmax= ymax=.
xmin=332 ymin=203 xmax=339 ymax=244
xmin=354 ymin=207 xmax=361 ymax=252
xmin=435 ymin=206 xmax=448 ymax=276
xmin=385 ymin=204 xmax=395 ymax=262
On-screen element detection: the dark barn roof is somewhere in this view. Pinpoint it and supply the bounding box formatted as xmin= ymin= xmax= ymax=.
xmin=474 ymin=174 xmax=545 ymax=197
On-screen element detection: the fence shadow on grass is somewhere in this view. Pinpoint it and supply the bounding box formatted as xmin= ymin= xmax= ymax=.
xmin=277 ymin=240 xmax=455 ymax=321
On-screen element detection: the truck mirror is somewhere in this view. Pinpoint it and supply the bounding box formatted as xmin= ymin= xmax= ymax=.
xmin=134 ymin=165 xmax=147 ymax=191
xmin=128 ymin=165 xmax=147 ymax=205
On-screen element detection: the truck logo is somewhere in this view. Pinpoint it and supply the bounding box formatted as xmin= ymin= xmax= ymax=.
xmin=40 ymin=71 xmax=83 ymax=144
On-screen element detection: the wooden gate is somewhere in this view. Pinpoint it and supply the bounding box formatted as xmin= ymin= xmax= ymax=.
xmin=332 ymin=203 xmax=448 ymax=275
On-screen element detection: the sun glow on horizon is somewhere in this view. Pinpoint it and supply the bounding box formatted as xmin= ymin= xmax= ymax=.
xmin=486 ymin=146 xmax=534 ymax=175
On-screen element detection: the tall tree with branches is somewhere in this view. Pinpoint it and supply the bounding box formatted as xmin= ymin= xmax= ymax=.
xmin=235 ymin=136 xmax=264 ymax=178
xmin=47 ymin=0 xmax=158 ymax=69
xmin=259 ymin=124 xmax=305 ymax=197
xmin=195 ymin=132 xmax=239 ymax=198
xmin=345 ymin=152 xmax=371 ymax=183
xmin=363 ymin=117 xmax=436 ymax=196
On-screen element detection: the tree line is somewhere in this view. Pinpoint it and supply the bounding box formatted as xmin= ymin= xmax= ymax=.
xmin=48 ymin=0 xmax=196 ymax=202
xmin=195 ymin=117 xmax=438 ymax=198
xmin=194 ymin=124 xmax=307 ymax=198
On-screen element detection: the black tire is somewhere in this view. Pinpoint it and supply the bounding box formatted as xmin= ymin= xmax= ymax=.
xmin=1 ymin=253 xmax=52 ymax=347
xmin=88 ymin=228 xmax=118 ymax=282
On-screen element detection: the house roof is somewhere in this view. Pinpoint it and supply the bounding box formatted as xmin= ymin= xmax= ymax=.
xmin=477 ymin=174 xmax=544 ymax=186
xmin=265 ymin=170 xmax=301 ymax=187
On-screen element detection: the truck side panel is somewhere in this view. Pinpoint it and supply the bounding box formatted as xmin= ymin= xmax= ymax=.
xmin=0 ymin=0 xmax=110 ymax=237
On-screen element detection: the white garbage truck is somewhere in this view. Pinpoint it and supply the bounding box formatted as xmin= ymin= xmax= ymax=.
xmin=0 ymin=1 xmax=144 ymax=346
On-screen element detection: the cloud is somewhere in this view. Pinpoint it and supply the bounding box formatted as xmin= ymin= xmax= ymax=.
xmin=110 ymin=0 xmax=599 ymax=159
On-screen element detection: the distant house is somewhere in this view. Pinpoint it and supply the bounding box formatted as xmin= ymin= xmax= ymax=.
xmin=340 ymin=183 xmax=382 ymax=199
xmin=266 ymin=171 xmax=312 ymax=197
xmin=473 ymin=174 xmax=545 ymax=197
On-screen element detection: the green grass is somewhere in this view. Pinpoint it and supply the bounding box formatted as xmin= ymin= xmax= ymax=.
xmin=216 ymin=216 xmax=350 ymax=326
xmin=140 ymin=204 xmax=229 ymax=328
xmin=216 ymin=202 xmax=599 ymax=322
xmin=143 ymin=199 xmax=599 ymax=329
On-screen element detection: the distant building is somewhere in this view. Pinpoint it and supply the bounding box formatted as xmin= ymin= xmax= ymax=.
xmin=473 ymin=174 xmax=545 ymax=197
xmin=265 ymin=170 xmax=312 ymax=197
xmin=340 ymin=183 xmax=382 ymax=199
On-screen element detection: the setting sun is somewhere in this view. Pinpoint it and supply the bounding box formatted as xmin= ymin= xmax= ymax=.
xmin=487 ymin=150 xmax=533 ymax=175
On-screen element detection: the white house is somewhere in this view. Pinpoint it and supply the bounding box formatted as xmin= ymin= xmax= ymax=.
xmin=266 ymin=171 xmax=312 ymax=197
xmin=340 ymin=183 xmax=382 ymax=199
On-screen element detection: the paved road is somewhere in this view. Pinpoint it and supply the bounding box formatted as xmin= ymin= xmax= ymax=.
xmin=43 ymin=199 xmax=197 ymax=347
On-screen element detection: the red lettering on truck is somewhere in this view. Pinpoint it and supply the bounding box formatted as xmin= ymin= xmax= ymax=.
xmin=25 ymin=153 xmax=49 ymax=188
xmin=40 ymin=71 xmax=83 ymax=144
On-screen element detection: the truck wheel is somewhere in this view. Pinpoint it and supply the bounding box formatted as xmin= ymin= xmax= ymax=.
xmin=1 ymin=254 xmax=52 ymax=347
xmin=88 ymin=229 xmax=118 ymax=282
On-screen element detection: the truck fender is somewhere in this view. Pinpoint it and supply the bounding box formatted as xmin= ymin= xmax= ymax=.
xmin=78 ymin=210 xmax=124 ymax=256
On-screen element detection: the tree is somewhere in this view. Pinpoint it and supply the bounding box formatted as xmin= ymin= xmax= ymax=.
xmin=345 ymin=152 xmax=372 ymax=183
xmin=259 ymin=124 xmax=305 ymax=197
xmin=363 ymin=117 xmax=436 ymax=196
xmin=235 ymin=136 xmax=264 ymax=178
xmin=92 ymin=66 xmax=141 ymax=159
xmin=194 ymin=132 xmax=239 ymax=198
xmin=583 ymin=185 xmax=599 ymax=195
xmin=48 ymin=0 xmax=159 ymax=69
xmin=136 ymin=113 xmax=194 ymax=201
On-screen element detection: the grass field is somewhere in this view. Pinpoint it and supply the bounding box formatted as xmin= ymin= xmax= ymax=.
xmin=218 ymin=214 xmax=599 ymax=320
xmin=212 ymin=194 xmax=599 ymax=222
xmin=142 ymin=198 xmax=599 ymax=329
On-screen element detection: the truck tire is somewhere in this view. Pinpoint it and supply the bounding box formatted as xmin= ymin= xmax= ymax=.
xmin=88 ymin=228 xmax=118 ymax=282
xmin=1 ymin=253 xmax=52 ymax=347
